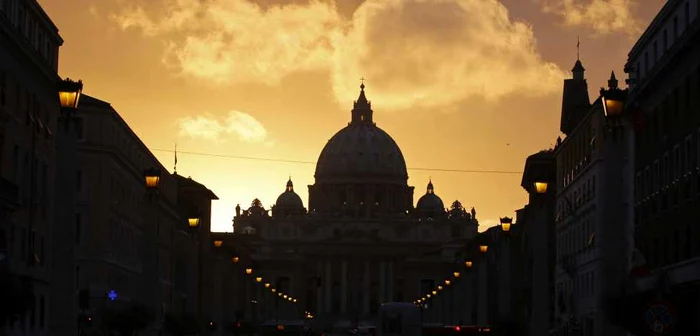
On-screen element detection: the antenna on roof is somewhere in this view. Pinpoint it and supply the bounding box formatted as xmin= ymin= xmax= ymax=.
xmin=174 ymin=143 xmax=178 ymax=174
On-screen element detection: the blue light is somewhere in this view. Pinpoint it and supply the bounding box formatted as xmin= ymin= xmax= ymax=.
xmin=108 ymin=290 xmax=118 ymax=301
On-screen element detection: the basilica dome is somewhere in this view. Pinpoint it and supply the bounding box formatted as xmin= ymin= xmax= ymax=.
xmin=314 ymin=84 xmax=408 ymax=183
xmin=275 ymin=178 xmax=304 ymax=209
xmin=417 ymin=181 xmax=445 ymax=212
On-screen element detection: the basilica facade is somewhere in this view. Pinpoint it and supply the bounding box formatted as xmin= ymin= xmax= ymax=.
xmin=226 ymin=84 xmax=479 ymax=326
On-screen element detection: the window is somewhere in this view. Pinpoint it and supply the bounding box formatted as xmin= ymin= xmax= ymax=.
xmin=674 ymin=16 xmax=679 ymax=39
xmin=75 ymin=213 xmax=82 ymax=244
xmin=644 ymin=52 xmax=649 ymax=73
xmin=39 ymin=296 xmax=45 ymax=328
xmin=663 ymin=29 xmax=668 ymax=51
xmin=75 ymin=118 xmax=84 ymax=140
xmin=653 ymin=41 xmax=658 ymax=62
xmin=653 ymin=161 xmax=660 ymax=191
xmin=76 ymin=169 xmax=82 ymax=191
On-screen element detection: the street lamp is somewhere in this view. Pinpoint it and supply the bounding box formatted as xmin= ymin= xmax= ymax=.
xmin=534 ymin=181 xmax=548 ymax=194
xmin=601 ymin=87 xmax=626 ymax=118
xmin=432 ymin=290 xmax=437 ymax=295
xmin=479 ymin=245 xmax=488 ymax=253
xmin=500 ymin=217 xmax=512 ymax=233
xmin=188 ymin=217 xmax=200 ymax=228
xmin=293 ymin=299 xmax=297 ymax=303
xmin=264 ymin=282 xmax=270 ymax=288
xmin=444 ymin=279 xmax=451 ymax=286
xmin=213 ymin=240 xmax=223 ymax=248
xmin=144 ymin=168 xmax=161 ymax=190
xmin=57 ymin=78 xmax=83 ymax=120
xmin=245 ymin=267 xmax=253 ymax=275
xmin=437 ymin=285 xmax=443 ymax=291
xmin=271 ymin=288 xmax=276 ymax=293
xmin=465 ymin=260 xmax=473 ymax=269
xmin=256 ymin=277 xmax=263 ymax=283
xmin=453 ymin=271 xmax=461 ymax=278
xmin=426 ymin=294 xmax=431 ymax=298
xmin=232 ymin=256 xmax=240 ymax=263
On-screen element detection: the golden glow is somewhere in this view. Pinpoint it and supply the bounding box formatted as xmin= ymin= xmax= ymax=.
xmin=444 ymin=279 xmax=451 ymax=286
xmin=426 ymin=294 xmax=431 ymax=298
xmin=232 ymin=256 xmax=240 ymax=263
xmin=278 ymin=292 xmax=282 ymax=296
xmin=535 ymin=182 xmax=548 ymax=194
xmin=144 ymin=174 xmax=160 ymax=189
xmin=602 ymin=97 xmax=624 ymax=117
xmin=256 ymin=277 xmax=263 ymax=283
xmin=213 ymin=240 xmax=223 ymax=247
xmin=437 ymin=285 xmax=443 ymax=291
xmin=245 ymin=268 xmax=253 ymax=275
xmin=57 ymin=78 xmax=83 ymax=109
xmin=465 ymin=260 xmax=473 ymax=268
xmin=271 ymin=288 xmax=276 ymax=293
xmin=432 ymin=290 xmax=437 ymax=295
xmin=39 ymin=0 xmax=661 ymax=238
xmin=283 ymin=294 xmax=288 ymax=299
xmin=188 ymin=218 xmax=200 ymax=227
xmin=480 ymin=245 xmax=489 ymax=253
xmin=264 ymin=282 xmax=270 ymax=288
xmin=293 ymin=299 xmax=297 ymax=303
xmin=453 ymin=271 xmax=461 ymax=278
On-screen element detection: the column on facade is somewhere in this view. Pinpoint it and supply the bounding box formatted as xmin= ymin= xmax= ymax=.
xmin=341 ymin=260 xmax=348 ymax=313
xmin=498 ymin=242 xmax=511 ymax=318
xmin=317 ymin=261 xmax=323 ymax=314
xmin=325 ymin=260 xmax=332 ymax=313
xmin=363 ymin=261 xmax=370 ymax=314
xmin=387 ymin=261 xmax=394 ymax=302
xmin=476 ymin=261 xmax=488 ymax=326
xmin=379 ymin=261 xmax=386 ymax=303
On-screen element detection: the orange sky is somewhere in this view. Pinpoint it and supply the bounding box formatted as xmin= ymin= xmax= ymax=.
xmin=39 ymin=0 xmax=664 ymax=232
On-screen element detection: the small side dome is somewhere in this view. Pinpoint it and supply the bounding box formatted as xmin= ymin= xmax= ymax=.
xmin=416 ymin=180 xmax=445 ymax=213
xmin=274 ymin=178 xmax=304 ymax=216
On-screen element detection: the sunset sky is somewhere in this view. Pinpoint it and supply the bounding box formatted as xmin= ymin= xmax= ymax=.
xmin=40 ymin=0 xmax=664 ymax=232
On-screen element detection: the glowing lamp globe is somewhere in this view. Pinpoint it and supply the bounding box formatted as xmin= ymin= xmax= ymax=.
xmin=479 ymin=245 xmax=488 ymax=253
xmin=144 ymin=168 xmax=161 ymax=189
xmin=534 ymin=181 xmax=548 ymax=194
xmin=437 ymin=285 xmax=443 ymax=291
xmin=500 ymin=217 xmax=513 ymax=232
xmin=245 ymin=268 xmax=253 ymax=275
xmin=57 ymin=78 xmax=83 ymax=110
xmin=465 ymin=261 xmax=473 ymax=268
xmin=188 ymin=217 xmax=200 ymax=228
xmin=453 ymin=271 xmax=461 ymax=278
xmin=432 ymin=290 xmax=437 ymax=295
xmin=256 ymin=277 xmax=263 ymax=283
xmin=444 ymin=279 xmax=451 ymax=286
xmin=264 ymin=282 xmax=270 ymax=288
xmin=232 ymin=256 xmax=240 ymax=263
xmin=213 ymin=240 xmax=223 ymax=248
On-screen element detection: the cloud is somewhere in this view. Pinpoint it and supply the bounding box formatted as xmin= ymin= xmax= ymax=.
xmin=178 ymin=111 xmax=270 ymax=144
xmin=112 ymin=0 xmax=565 ymax=110
xmin=539 ymin=0 xmax=642 ymax=36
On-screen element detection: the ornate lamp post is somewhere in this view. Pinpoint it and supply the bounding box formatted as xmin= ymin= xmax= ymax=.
xmin=57 ymin=78 xmax=83 ymax=121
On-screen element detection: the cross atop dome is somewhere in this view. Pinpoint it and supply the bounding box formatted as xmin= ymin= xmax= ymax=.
xmin=351 ymin=78 xmax=373 ymax=124
xmin=286 ymin=177 xmax=294 ymax=192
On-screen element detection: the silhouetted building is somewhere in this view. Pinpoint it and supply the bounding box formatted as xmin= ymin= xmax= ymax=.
xmin=68 ymin=95 xmax=220 ymax=336
xmin=553 ymin=57 xmax=637 ymax=335
xmin=516 ymin=150 xmax=557 ymax=336
xmin=0 ymin=0 xmax=64 ymax=335
xmin=625 ymin=0 xmax=700 ymax=334
xmin=216 ymin=84 xmax=479 ymax=328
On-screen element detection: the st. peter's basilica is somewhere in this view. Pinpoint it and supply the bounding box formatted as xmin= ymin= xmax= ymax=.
xmin=225 ymin=83 xmax=479 ymax=326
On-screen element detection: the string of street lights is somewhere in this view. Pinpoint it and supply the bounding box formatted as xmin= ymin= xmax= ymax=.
xmin=148 ymin=148 xmax=523 ymax=175
xmin=212 ymin=239 xmax=315 ymax=320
